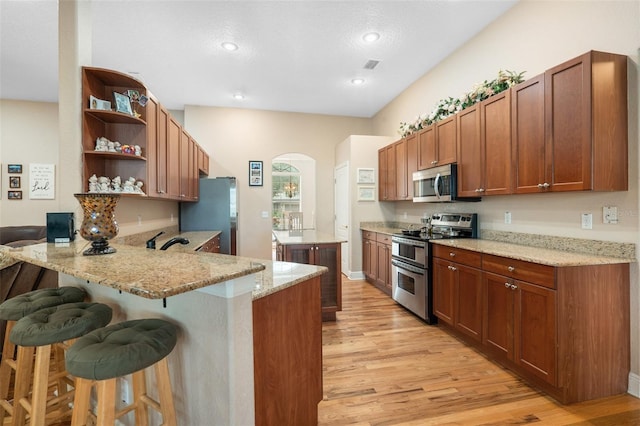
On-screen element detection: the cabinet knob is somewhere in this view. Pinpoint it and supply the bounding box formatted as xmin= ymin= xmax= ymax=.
xmin=504 ymin=282 xmax=510 ymax=288
xmin=431 ymin=160 xmax=438 ymax=165
xmin=510 ymin=284 xmax=518 ymax=290
xmin=543 ymin=182 xmax=550 ymax=188
xmin=448 ymin=265 xmax=457 ymax=271
xmin=507 ymin=266 xmax=515 ymax=272
xmin=478 ymin=188 xmax=485 ymax=192
xmin=449 ymin=252 xmax=456 ymax=257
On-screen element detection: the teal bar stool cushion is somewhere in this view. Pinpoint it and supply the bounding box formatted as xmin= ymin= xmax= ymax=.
xmin=9 ymin=302 xmax=112 ymax=347
xmin=0 ymin=287 xmax=86 ymax=321
xmin=66 ymin=319 xmax=178 ymax=381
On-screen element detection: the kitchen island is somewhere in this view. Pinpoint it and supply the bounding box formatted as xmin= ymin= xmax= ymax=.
xmin=272 ymin=230 xmax=346 ymax=321
xmin=0 ymin=241 xmax=327 ymax=425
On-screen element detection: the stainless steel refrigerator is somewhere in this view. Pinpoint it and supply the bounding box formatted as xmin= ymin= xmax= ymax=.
xmin=179 ymin=177 xmax=237 ymax=255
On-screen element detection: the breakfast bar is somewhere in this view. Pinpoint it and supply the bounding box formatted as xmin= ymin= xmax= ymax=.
xmin=0 ymin=241 xmax=327 ymax=425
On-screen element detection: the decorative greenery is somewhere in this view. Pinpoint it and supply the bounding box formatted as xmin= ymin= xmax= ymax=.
xmin=399 ymin=70 xmax=525 ymax=137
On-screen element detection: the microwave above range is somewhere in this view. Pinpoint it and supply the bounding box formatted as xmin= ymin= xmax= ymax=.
xmin=413 ymin=164 xmax=480 ymax=203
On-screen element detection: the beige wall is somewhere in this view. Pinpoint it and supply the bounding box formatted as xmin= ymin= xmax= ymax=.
xmin=184 ymin=106 xmax=371 ymax=259
xmin=371 ymin=0 xmax=640 ymax=391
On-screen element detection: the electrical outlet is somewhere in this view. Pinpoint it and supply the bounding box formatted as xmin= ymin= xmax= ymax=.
xmin=137 ymin=215 xmax=142 ymax=226
xmin=504 ymin=211 xmax=512 ymax=224
xmin=581 ymin=213 xmax=593 ymax=230
xmin=261 ymin=211 xmax=269 ymax=218
xmin=603 ymin=206 xmax=618 ymax=224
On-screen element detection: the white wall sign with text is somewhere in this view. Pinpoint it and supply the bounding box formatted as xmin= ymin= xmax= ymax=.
xmin=29 ymin=163 xmax=55 ymax=199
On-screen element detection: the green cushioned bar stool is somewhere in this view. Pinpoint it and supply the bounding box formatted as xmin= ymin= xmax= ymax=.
xmin=66 ymin=318 xmax=178 ymax=426
xmin=9 ymin=301 xmax=112 ymax=426
xmin=0 ymin=287 xmax=86 ymax=423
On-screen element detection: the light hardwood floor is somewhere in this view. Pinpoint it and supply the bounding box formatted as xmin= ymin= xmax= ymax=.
xmin=318 ymin=278 xmax=640 ymax=425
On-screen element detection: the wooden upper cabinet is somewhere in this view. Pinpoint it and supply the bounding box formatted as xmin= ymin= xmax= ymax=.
xmin=417 ymin=126 xmax=436 ymax=170
xmin=544 ymin=50 xmax=627 ymax=192
xmin=436 ymin=116 xmax=457 ymax=166
xmin=456 ymin=105 xmax=481 ymax=197
xmin=378 ymin=147 xmax=388 ymax=201
xmin=155 ymin=104 xmax=170 ymax=198
xmin=167 ymin=117 xmax=181 ymax=199
xmin=512 ymin=74 xmax=546 ymax=194
xmin=481 ymin=89 xmax=512 ymax=195
xmin=405 ymin=133 xmax=418 ymax=199
xmin=394 ymin=139 xmax=408 ymax=200
xmin=378 ymin=144 xmax=397 ymax=201
xmin=145 ymin=96 xmax=159 ymax=197
xmin=197 ymin=145 xmax=210 ymax=176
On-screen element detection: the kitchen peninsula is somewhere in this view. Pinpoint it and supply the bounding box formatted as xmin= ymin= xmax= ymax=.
xmin=0 ymin=241 xmax=327 ymax=425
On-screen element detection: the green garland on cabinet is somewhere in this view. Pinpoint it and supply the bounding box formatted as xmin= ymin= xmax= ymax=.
xmin=399 ymin=69 xmax=525 ymax=137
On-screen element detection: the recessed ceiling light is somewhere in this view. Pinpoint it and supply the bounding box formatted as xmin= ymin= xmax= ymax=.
xmin=362 ymin=32 xmax=380 ymax=43
xmin=222 ymin=42 xmax=238 ymax=51
xmin=233 ymin=93 xmax=245 ymax=100
xmin=351 ymin=78 xmax=365 ymax=85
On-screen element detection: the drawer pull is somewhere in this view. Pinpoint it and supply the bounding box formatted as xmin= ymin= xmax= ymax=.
xmin=448 ymin=265 xmax=457 ymax=271
xmin=510 ymin=284 xmax=518 ymax=290
xmin=504 ymin=282 xmax=510 ymax=288
xmin=507 ymin=266 xmax=515 ymax=272
xmin=449 ymin=252 xmax=456 ymax=257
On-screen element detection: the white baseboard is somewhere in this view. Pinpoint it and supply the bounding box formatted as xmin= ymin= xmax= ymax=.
xmin=629 ymin=372 xmax=640 ymax=398
xmin=347 ymin=271 xmax=365 ymax=280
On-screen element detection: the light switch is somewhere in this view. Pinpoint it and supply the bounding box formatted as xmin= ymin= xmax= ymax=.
xmin=261 ymin=211 xmax=269 ymax=218
xmin=581 ymin=213 xmax=593 ymax=230
xmin=504 ymin=211 xmax=511 ymax=224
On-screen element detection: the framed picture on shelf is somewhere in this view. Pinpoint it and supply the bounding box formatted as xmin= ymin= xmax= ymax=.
xmin=357 ymin=186 xmax=376 ymax=201
xmin=113 ymin=92 xmax=133 ymax=115
xmin=89 ymin=95 xmax=111 ymax=111
xmin=8 ymin=164 xmax=22 ymax=174
xmin=8 ymin=191 xmax=22 ymax=200
xmin=357 ymin=168 xmax=375 ymax=184
xmin=9 ymin=176 xmax=20 ymax=188
xmin=249 ymin=161 xmax=263 ymax=186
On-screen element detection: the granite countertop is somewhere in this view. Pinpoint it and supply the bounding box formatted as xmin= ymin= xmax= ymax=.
xmin=432 ymin=239 xmax=633 ymax=267
xmin=153 ymin=231 xmax=221 ymax=252
xmin=273 ymin=230 xmax=347 ymax=245
xmin=0 ymin=242 xmax=326 ymax=300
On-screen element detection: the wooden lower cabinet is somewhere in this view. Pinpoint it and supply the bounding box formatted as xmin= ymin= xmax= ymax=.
xmin=361 ymin=231 xmax=392 ymax=296
xmin=432 ymin=244 xmax=630 ymax=404
xmin=196 ymin=234 xmax=221 ymax=253
xmin=278 ymin=242 xmax=342 ymax=321
xmin=253 ymin=277 xmax=322 ymax=426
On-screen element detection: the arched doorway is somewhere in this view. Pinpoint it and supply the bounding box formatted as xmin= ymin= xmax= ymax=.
xmin=271 ymin=153 xmax=316 ymax=230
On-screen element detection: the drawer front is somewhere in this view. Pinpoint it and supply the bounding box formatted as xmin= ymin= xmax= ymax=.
xmin=482 ymin=254 xmax=555 ymax=288
xmin=376 ymin=233 xmax=392 ymax=244
xmin=362 ymin=230 xmax=377 ymax=240
xmin=433 ymin=245 xmax=481 ymax=268
xmin=198 ymin=236 xmax=221 ymax=253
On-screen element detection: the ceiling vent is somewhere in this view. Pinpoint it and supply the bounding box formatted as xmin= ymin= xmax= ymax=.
xmin=363 ymin=60 xmax=380 ymax=70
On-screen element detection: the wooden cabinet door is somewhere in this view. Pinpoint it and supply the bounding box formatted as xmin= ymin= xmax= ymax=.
xmin=385 ymin=145 xmax=397 ymax=200
xmin=432 ymin=258 xmax=454 ymax=326
xmin=362 ymin=240 xmax=371 ymax=279
xmin=456 ymin=105 xmax=481 ymax=197
xmin=514 ymin=280 xmax=557 ymax=386
xmin=483 ymin=271 xmax=514 ymax=359
xmin=145 ymin=96 xmax=159 ymax=197
xmin=189 ymin=137 xmax=198 ymax=201
xmin=284 ymin=244 xmax=312 ymax=264
xmin=378 ymin=148 xmax=388 ymax=200
xmin=376 ymin=241 xmax=391 ymax=291
xmin=368 ymin=238 xmax=378 ymax=281
xmin=512 ymin=75 xmax=545 ymax=193
xmin=179 ymin=129 xmax=190 ymax=200
xmin=394 ymin=140 xmax=408 ymax=200
xmin=167 ymin=117 xmax=181 ymax=199
xmin=435 ymin=115 xmax=457 ymax=166
xmin=197 ymin=145 xmax=209 ymax=176
xmin=545 ymin=52 xmax=592 ymax=192
xmin=481 ymin=89 xmax=512 ymax=195
xmin=405 ymin=133 xmax=418 ymax=198
xmin=154 ymin=105 xmax=170 ymax=198
xmin=417 ymin=126 xmax=436 ymax=170
xmin=454 ymin=263 xmax=483 ymax=342
xmin=315 ymin=243 xmax=342 ymax=317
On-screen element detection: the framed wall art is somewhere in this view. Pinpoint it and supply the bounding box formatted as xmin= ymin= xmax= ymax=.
xmin=8 ymin=191 xmax=22 ymax=200
xmin=9 ymin=176 xmax=20 ymax=188
xmin=113 ymin=92 xmax=133 ymax=115
xmin=249 ymin=161 xmax=263 ymax=186
xmin=357 ymin=186 xmax=376 ymax=201
xmin=8 ymin=164 xmax=22 ymax=174
xmin=357 ymin=168 xmax=375 ymax=184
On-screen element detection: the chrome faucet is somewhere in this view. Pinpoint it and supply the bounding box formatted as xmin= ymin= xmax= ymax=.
xmin=160 ymin=237 xmax=190 ymax=251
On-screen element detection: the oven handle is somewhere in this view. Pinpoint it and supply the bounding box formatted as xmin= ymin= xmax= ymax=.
xmin=391 ymin=258 xmax=425 ymax=275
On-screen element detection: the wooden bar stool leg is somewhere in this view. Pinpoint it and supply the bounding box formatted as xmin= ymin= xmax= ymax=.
xmin=28 ymin=344 xmax=52 ymax=426
xmin=70 ymin=378 xmax=92 ymax=426
xmin=10 ymin=345 xmax=35 ymax=426
xmin=0 ymin=321 xmax=16 ymax=422
xmin=131 ymin=370 xmax=149 ymax=425
xmin=96 ymin=379 xmax=116 ymax=426
xmin=154 ymin=358 xmax=177 ymax=426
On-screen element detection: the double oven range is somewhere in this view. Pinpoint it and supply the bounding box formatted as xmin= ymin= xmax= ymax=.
xmin=391 ymin=213 xmax=478 ymax=323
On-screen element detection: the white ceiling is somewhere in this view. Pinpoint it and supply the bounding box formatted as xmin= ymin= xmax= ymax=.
xmin=0 ymin=0 xmax=517 ymax=118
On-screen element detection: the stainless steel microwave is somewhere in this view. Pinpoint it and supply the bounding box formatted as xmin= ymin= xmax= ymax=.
xmin=413 ymin=164 xmax=480 ymax=203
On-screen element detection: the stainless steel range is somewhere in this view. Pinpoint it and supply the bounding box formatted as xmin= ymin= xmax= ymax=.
xmin=391 ymin=213 xmax=478 ymax=323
